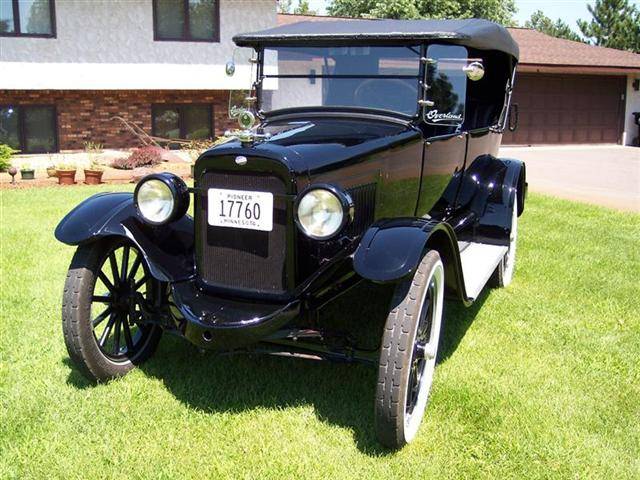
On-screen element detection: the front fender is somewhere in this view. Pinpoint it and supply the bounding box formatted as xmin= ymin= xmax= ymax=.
xmin=353 ymin=218 xmax=467 ymax=301
xmin=55 ymin=192 xmax=195 ymax=282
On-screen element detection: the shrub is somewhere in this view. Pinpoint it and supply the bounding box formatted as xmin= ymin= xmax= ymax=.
xmin=83 ymin=141 xmax=103 ymax=153
xmin=112 ymin=146 xmax=163 ymax=170
xmin=181 ymin=139 xmax=217 ymax=163
xmin=86 ymin=159 xmax=104 ymax=172
xmin=56 ymin=162 xmax=77 ymax=171
xmin=0 ymin=143 xmax=19 ymax=172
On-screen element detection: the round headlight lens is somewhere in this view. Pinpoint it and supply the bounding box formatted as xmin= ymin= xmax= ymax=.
xmin=136 ymin=179 xmax=175 ymax=224
xmin=297 ymin=188 xmax=345 ymax=239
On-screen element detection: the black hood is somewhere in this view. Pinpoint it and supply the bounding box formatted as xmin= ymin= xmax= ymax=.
xmin=209 ymin=116 xmax=420 ymax=176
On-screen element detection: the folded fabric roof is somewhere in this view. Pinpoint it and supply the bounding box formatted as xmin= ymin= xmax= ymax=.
xmin=233 ymin=18 xmax=519 ymax=60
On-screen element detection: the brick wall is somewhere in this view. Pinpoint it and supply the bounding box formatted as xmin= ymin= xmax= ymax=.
xmin=0 ymin=90 xmax=236 ymax=150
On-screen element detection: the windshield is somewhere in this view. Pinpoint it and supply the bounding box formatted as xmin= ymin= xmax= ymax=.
xmin=261 ymin=46 xmax=422 ymax=116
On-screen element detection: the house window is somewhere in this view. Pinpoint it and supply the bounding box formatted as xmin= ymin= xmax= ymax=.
xmin=0 ymin=0 xmax=56 ymax=37
xmin=152 ymin=104 xmax=214 ymax=146
xmin=153 ymin=0 xmax=219 ymax=42
xmin=0 ymin=105 xmax=58 ymax=153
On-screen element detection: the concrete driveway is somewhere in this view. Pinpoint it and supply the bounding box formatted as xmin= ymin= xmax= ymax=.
xmin=499 ymin=145 xmax=640 ymax=212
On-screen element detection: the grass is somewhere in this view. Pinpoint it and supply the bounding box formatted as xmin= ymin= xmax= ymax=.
xmin=1 ymin=184 xmax=639 ymax=479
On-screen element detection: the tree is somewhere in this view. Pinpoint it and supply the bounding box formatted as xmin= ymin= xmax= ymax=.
xmin=577 ymin=0 xmax=640 ymax=52
xmin=327 ymin=0 xmax=517 ymax=25
xmin=294 ymin=0 xmax=317 ymax=15
xmin=278 ymin=0 xmax=317 ymax=15
xmin=277 ymin=0 xmax=293 ymax=14
xmin=525 ymin=10 xmax=582 ymax=42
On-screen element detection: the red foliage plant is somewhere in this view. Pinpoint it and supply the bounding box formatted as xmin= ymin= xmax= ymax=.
xmin=112 ymin=146 xmax=163 ymax=170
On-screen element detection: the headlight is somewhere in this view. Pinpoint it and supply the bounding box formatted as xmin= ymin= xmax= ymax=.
xmin=295 ymin=185 xmax=353 ymax=240
xmin=134 ymin=173 xmax=189 ymax=225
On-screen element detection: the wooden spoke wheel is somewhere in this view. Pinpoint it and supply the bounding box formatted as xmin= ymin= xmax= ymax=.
xmin=62 ymin=238 xmax=162 ymax=382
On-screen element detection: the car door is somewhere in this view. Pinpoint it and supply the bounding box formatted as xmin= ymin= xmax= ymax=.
xmin=416 ymin=44 xmax=469 ymax=219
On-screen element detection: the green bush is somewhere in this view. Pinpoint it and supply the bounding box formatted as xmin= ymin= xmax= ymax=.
xmin=0 ymin=143 xmax=19 ymax=172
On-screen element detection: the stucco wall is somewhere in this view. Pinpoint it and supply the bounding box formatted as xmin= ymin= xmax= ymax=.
xmin=0 ymin=0 xmax=275 ymax=89
xmin=623 ymin=74 xmax=640 ymax=146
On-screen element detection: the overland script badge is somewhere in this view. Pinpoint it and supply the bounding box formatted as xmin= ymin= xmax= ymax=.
xmin=425 ymin=109 xmax=464 ymax=125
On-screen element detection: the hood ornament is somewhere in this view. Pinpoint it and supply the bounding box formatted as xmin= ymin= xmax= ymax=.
xmin=224 ymin=107 xmax=271 ymax=145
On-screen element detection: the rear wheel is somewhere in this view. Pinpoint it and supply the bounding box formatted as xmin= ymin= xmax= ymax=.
xmin=491 ymin=196 xmax=519 ymax=288
xmin=62 ymin=238 xmax=162 ymax=382
xmin=375 ymin=250 xmax=444 ymax=449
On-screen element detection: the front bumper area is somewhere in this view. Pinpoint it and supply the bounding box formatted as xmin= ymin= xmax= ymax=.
xmin=170 ymin=280 xmax=300 ymax=350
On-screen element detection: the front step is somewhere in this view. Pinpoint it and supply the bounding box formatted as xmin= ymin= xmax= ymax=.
xmin=459 ymin=242 xmax=508 ymax=300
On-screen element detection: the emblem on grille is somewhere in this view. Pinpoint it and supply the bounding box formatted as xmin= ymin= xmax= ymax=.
xmin=235 ymin=156 xmax=248 ymax=165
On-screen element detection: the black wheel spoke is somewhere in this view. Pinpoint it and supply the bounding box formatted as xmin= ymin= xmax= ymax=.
xmin=127 ymin=255 xmax=142 ymax=283
xmin=92 ymin=295 xmax=112 ymax=303
xmin=98 ymin=314 xmax=116 ymax=347
xmin=92 ymin=306 xmax=113 ymax=328
xmin=120 ymin=246 xmax=130 ymax=283
xmin=97 ymin=271 xmax=115 ymax=293
xmin=122 ymin=316 xmax=135 ymax=352
xmin=112 ymin=315 xmax=122 ymax=355
xmin=87 ymin=241 xmax=158 ymax=361
xmin=109 ymin=253 xmax=120 ymax=285
xmin=133 ymin=275 xmax=149 ymax=291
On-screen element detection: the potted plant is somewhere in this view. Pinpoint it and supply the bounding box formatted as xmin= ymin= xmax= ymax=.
xmin=46 ymin=154 xmax=57 ymax=177
xmin=84 ymin=160 xmax=105 ymax=185
xmin=56 ymin=162 xmax=77 ymax=185
xmin=20 ymin=163 xmax=35 ymax=180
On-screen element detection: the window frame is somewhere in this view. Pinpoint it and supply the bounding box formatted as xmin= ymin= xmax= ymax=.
xmin=0 ymin=104 xmax=59 ymax=153
xmin=152 ymin=0 xmax=220 ymax=43
xmin=0 ymin=0 xmax=57 ymax=38
xmin=151 ymin=103 xmax=214 ymax=143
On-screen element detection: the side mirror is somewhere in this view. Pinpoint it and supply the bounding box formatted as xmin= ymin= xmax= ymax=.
xmin=463 ymin=61 xmax=485 ymax=81
xmin=225 ymin=60 xmax=235 ymax=77
xmin=508 ymin=103 xmax=519 ymax=132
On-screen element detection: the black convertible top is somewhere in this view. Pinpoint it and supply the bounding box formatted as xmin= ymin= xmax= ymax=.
xmin=233 ymin=19 xmax=519 ymax=59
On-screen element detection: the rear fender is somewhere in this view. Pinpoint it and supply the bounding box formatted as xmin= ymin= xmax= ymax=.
xmin=457 ymin=155 xmax=526 ymax=244
xmin=353 ymin=218 xmax=468 ymax=302
xmin=55 ymin=193 xmax=194 ymax=282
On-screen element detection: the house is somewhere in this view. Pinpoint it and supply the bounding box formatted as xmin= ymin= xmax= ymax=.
xmin=277 ymin=13 xmax=640 ymax=147
xmin=2 ymin=5 xmax=639 ymax=154
xmin=0 ymin=0 xmax=275 ymax=153
xmin=504 ymin=28 xmax=640 ymax=146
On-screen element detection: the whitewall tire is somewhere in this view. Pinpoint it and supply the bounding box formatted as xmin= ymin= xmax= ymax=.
xmin=375 ymin=250 xmax=445 ymax=449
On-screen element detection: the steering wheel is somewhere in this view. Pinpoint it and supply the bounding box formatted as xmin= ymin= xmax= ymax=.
xmin=354 ymin=79 xmax=417 ymax=113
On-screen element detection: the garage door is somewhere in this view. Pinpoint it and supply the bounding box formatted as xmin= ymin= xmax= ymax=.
xmin=503 ymin=74 xmax=626 ymax=145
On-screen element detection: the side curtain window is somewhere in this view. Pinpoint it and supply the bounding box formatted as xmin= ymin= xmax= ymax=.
xmin=424 ymin=44 xmax=469 ymax=130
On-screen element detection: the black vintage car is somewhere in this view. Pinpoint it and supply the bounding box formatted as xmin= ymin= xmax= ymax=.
xmin=56 ymin=19 xmax=526 ymax=449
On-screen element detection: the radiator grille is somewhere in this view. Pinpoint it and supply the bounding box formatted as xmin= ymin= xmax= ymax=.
xmin=196 ymin=171 xmax=288 ymax=294
xmin=346 ymin=183 xmax=377 ymax=236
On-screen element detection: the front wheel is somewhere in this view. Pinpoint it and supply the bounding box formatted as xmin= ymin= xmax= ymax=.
xmin=375 ymin=250 xmax=445 ymax=449
xmin=62 ymin=238 xmax=162 ymax=382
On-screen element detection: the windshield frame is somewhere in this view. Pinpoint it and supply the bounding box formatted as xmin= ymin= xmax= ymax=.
xmin=255 ymin=44 xmax=426 ymax=121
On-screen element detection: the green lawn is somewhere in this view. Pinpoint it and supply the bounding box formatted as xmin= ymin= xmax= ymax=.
xmin=1 ymin=185 xmax=639 ymax=479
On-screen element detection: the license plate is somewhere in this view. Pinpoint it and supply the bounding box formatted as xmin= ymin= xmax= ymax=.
xmin=207 ymin=188 xmax=273 ymax=231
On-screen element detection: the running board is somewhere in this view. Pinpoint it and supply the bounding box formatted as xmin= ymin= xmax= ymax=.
xmin=459 ymin=243 xmax=508 ymax=301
